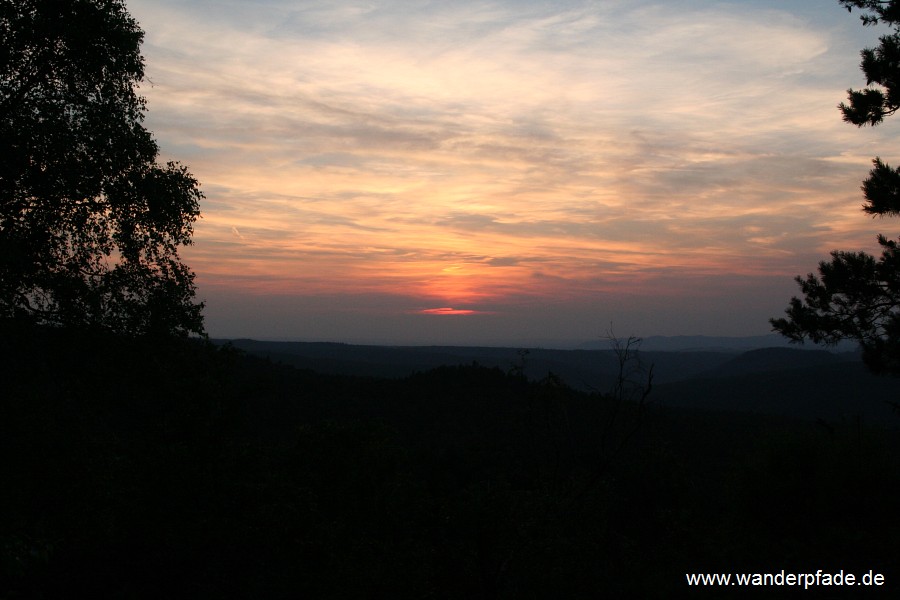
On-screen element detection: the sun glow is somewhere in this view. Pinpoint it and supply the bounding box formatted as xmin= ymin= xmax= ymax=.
xmin=418 ymin=307 xmax=485 ymax=316
xmin=131 ymin=0 xmax=900 ymax=341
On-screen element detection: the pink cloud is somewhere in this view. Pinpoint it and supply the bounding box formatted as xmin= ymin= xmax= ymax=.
xmin=418 ymin=307 xmax=484 ymax=315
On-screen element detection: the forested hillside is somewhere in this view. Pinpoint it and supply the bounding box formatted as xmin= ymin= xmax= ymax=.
xmin=223 ymin=338 xmax=899 ymax=423
xmin=3 ymin=324 xmax=899 ymax=597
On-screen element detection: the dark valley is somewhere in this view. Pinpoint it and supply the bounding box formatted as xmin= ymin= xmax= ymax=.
xmin=3 ymin=325 xmax=899 ymax=597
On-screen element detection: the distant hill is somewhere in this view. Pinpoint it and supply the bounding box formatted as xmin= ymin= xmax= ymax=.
xmin=581 ymin=334 xmax=858 ymax=352
xmin=654 ymin=358 xmax=899 ymax=425
xmin=213 ymin=338 xmax=899 ymax=425
xmin=643 ymin=347 xmax=897 ymax=427
xmin=215 ymin=339 xmax=739 ymax=388
xmin=698 ymin=347 xmax=857 ymax=379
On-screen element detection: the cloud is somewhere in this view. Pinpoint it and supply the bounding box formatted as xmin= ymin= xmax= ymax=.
xmin=417 ymin=307 xmax=488 ymax=316
xmin=127 ymin=0 xmax=900 ymax=340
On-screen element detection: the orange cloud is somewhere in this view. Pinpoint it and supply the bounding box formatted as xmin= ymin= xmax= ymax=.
xmin=130 ymin=0 xmax=900 ymax=342
xmin=417 ymin=307 xmax=486 ymax=316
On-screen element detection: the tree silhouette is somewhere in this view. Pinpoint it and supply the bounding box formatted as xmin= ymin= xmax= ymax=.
xmin=0 ymin=0 xmax=204 ymax=336
xmin=771 ymin=0 xmax=900 ymax=375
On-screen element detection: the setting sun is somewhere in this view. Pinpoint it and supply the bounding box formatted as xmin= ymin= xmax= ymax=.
xmin=123 ymin=0 xmax=900 ymax=344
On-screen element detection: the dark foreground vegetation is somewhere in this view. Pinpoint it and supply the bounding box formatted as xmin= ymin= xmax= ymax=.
xmin=2 ymin=323 xmax=900 ymax=598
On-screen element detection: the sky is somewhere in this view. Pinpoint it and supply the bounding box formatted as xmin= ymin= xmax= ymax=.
xmin=127 ymin=0 xmax=900 ymax=347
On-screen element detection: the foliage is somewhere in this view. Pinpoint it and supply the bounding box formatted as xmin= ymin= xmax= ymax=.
xmin=0 ymin=0 xmax=203 ymax=336
xmin=772 ymin=0 xmax=900 ymax=374
xmin=773 ymin=237 xmax=900 ymax=374
xmin=3 ymin=330 xmax=899 ymax=598
xmin=838 ymin=0 xmax=900 ymax=126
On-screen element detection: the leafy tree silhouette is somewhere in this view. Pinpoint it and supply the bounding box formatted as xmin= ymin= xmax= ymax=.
xmin=0 ymin=0 xmax=203 ymax=336
xmin=772 ymin=0 xmax=900 ymax=374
